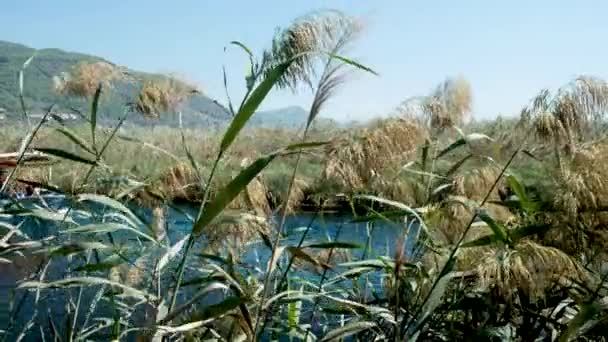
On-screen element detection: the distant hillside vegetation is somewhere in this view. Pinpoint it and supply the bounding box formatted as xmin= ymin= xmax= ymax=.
xmin=0 ymin=40 xmax=339 ymax=129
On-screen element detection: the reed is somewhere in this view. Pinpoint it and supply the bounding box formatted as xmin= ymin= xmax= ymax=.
xmin=4 ymin=10 xmax=608 ymax=342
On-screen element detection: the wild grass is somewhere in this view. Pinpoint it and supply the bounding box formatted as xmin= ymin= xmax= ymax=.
xmin=3 ymin=8 xmax=608 ymax=342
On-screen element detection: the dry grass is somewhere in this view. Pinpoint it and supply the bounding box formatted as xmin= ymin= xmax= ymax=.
xmin=156 ymin=162 xmax=203 ymax=202
xmin=451 ymin=164 xmax=503 ymax=201
xmin=476 ymin=241 xmax=585 ymax=300
xmin=53 ymin=61 xmax=124 ymax=97
xmin=292 ymin=247 xmax=351 ymax=274
xmin=323 ymin=118 xmax=427 ymax=199
xmin=267 ymin=10 xmax=361 ymax=90
xmin=521 ymin=76 xmax=608 ymax=149
xmin=133 ymin=77 xmax=198 ymax=118
xmin=201 ymin=212 xmax=271 ymax=254
xmin=397 ymin=76 xmax=472 ymax=132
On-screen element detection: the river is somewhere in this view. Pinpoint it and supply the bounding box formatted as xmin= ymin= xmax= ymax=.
xmin=0 ymin=194 xmax=421 ymax=340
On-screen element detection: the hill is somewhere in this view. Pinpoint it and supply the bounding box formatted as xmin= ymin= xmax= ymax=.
xmin=0 ymin=40 xmax=230 ymax=125
xmin=0 ymin=40 xmax=341 ymax=129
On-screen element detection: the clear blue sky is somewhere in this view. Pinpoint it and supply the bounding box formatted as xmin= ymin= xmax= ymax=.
xmin=2 ymin=0 xmax=607 ymax=122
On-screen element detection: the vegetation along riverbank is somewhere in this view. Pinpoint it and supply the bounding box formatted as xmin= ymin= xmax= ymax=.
xmin=2 ymin=8 xmax=608 ymax=341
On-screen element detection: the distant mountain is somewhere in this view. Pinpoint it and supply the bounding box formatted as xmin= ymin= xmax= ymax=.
xmin=251 ymin=106 xmax=308 ymax=128
xmin=0 ymin=40 xmax=338 ymax=129
xmin=0 ymin=40 xmax=230 ymax=125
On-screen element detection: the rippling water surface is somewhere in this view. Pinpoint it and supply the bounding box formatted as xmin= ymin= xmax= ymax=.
xmin=0 ymin=194 xmax=420 ymax=340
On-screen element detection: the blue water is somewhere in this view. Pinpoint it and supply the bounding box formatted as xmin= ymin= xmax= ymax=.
xmin=0 ymin=195 xmax=422 ymax=340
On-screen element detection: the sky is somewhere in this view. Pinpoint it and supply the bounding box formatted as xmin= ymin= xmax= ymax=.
xmin=2 ymin=0 xmax=607 ymax=122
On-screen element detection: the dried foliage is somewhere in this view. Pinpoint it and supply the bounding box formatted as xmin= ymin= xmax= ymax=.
xmin=452 ymin=164 xmax=503 ymax=201
xmin=133 ymin=77 xmax=198 ymax=118
xmin=265 ymin=10 xmax=361 ymax=90
xmin=521 ymin=76 xmax=608 ymax=147
xmin=477 ymin=241 xmax=585 ymax=300
xmin=202 ymin=212 xmax=271 ymax=253
xmin=53 ymin=61 xmax=123 ymax=97
xmin=324 ymin=118 xmax=427 ymax=197
xmin=157 ymin=162 xmax=202 ymax=202
xmin=292 ymin=247 xmax=351 ymax=274
xmin=229 ymin=175 xmax=273 ymax=217
xmin=397 ymin=76 xmax=472 ymax=131
xmin=555 ymin=144 xmax=608 ymax=216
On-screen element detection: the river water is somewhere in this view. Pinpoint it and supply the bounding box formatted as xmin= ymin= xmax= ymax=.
xmin=0 ymin=195 xmax=421 ymax=340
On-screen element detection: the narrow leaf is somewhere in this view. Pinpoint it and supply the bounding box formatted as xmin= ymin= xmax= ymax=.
xmin=74 ymin=256 xmax=123 ymax=272
xmin=63 ymin=223 xmax=157 ymax=244
xmin=91 ymin=83 xmax=102 ymax=153
xmin=16 ymin=179 xmax=63 ymax=194
xmin=445 ymin=154 xmax=472 ymax=177
xmin=230 ymin=41 xmax=254 ymax=59
xmin=320 ymin=321 xmax=376 ymax=341
xmin=327 ymin=53 xmax=378 ymax=76
xmin=34 ymin=148 xmax=97 ymax=165
xmin=19 ymin=277 xmax=156 ymax=301
xmin=55 ymin=127 xmax=95 ymax=155
xmin=304 ymin=242 xmax=361 ymax=249
xmin=477 ymin=211 xmax=510 ymax=246
xmin=559 ymin=302 xmax=601 ymax=342
xmin=436 ymin=138 xmax=467 ymax=159
xmin=220 ymin=61 xmax=291 ymax=152
xmin=192 ymin=154 xmax=278 ymax=236
xmin=77 ymin=194 xmax=143 ymax=227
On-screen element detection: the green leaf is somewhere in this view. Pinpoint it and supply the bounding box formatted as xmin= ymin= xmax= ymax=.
xmin=409 ymin=268 xmax=456 ymax=336
xmin=199 ymin=253 xmax=230 ymax=265
xmin=445 ymin=154 xmax=473 ymax=177
xmin=325 ymin=267 xmax=377 ymax=286
xmin=506 ymin=174 xmax=538 ymax=213
xmin=18 ymin=277 xmax=156 ymax=301
xmin=436 ymin=138 xmax=467 ymax=159
xmin=197 ymin=296 xmax=245 ymax=320
xmin=353 ymin=195 xmax=433 ymax=245
xmin=192 ymin=153 xmax=278 ymax=236
xmin=463 ymin=223 xmax=551 ymax=248
xmin=34 ymin=148 xmax=97 ymax=165
xmin=320 ymin=321 xmax=377 ymax=341
xmin=285 ymin=140 xmax=329 ymax=151
xmin=19 ymin=53 xmax=36 ymax=97
xmin=91 ymin=83 xmax=102 ymax=153
xmin=156 ymin=235 xmax=189 ymax=273
xmin=220 ymin=60 xmax=292 ymax=152
xmin=510 ymin=223 xmax=551 ymax=242
xmin=287 ymin=286 xmax=303 ymax=330
xmin=10 ymin=207 xmax=76 ymax=224
xmin=77 ymin=194 xmax=143 ymax=227
xmin=16 ymin=179 xmax=63 ymax=194
xmin=559 ymin=301 xmax=601 ymax=342
xmin=63 ymin=222 xmax=157 ymax=244
xmin=477 ymin=211 xmax=511 ymax=246
xmin=54 ymin=127 xmax=95 ymax=156
xmin=230 ymin=41 xmax=254 ymax=59
xmin=461 ymin=234 xmax=503 ymax=248
xmin=304 ymin=242 xmax=361 ymax=249
xmin=338 ymin=258 xmax=395 ymax=270
xmin=47 ymin=242 xmax=111 ymax=256
xmin=327 ymin=53 xmax=379 ymax=76
xmin=349 ymin=210 xmax=412 ymax=223
xmin=74 ymin=256 xmax=124 ymax=272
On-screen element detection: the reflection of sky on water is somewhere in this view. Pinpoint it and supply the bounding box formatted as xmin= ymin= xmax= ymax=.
xmin=1 ymin=195 xmax=423 ymax=340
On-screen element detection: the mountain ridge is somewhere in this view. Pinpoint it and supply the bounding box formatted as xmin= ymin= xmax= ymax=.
xmin=0 ymin=40 xmax=326 ymax=128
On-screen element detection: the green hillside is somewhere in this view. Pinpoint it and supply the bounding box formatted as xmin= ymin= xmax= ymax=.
xmin=0 ymin=40 xmax=231 ymax=124
xmin=0 ymin=40 xmax=342 ymax=128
